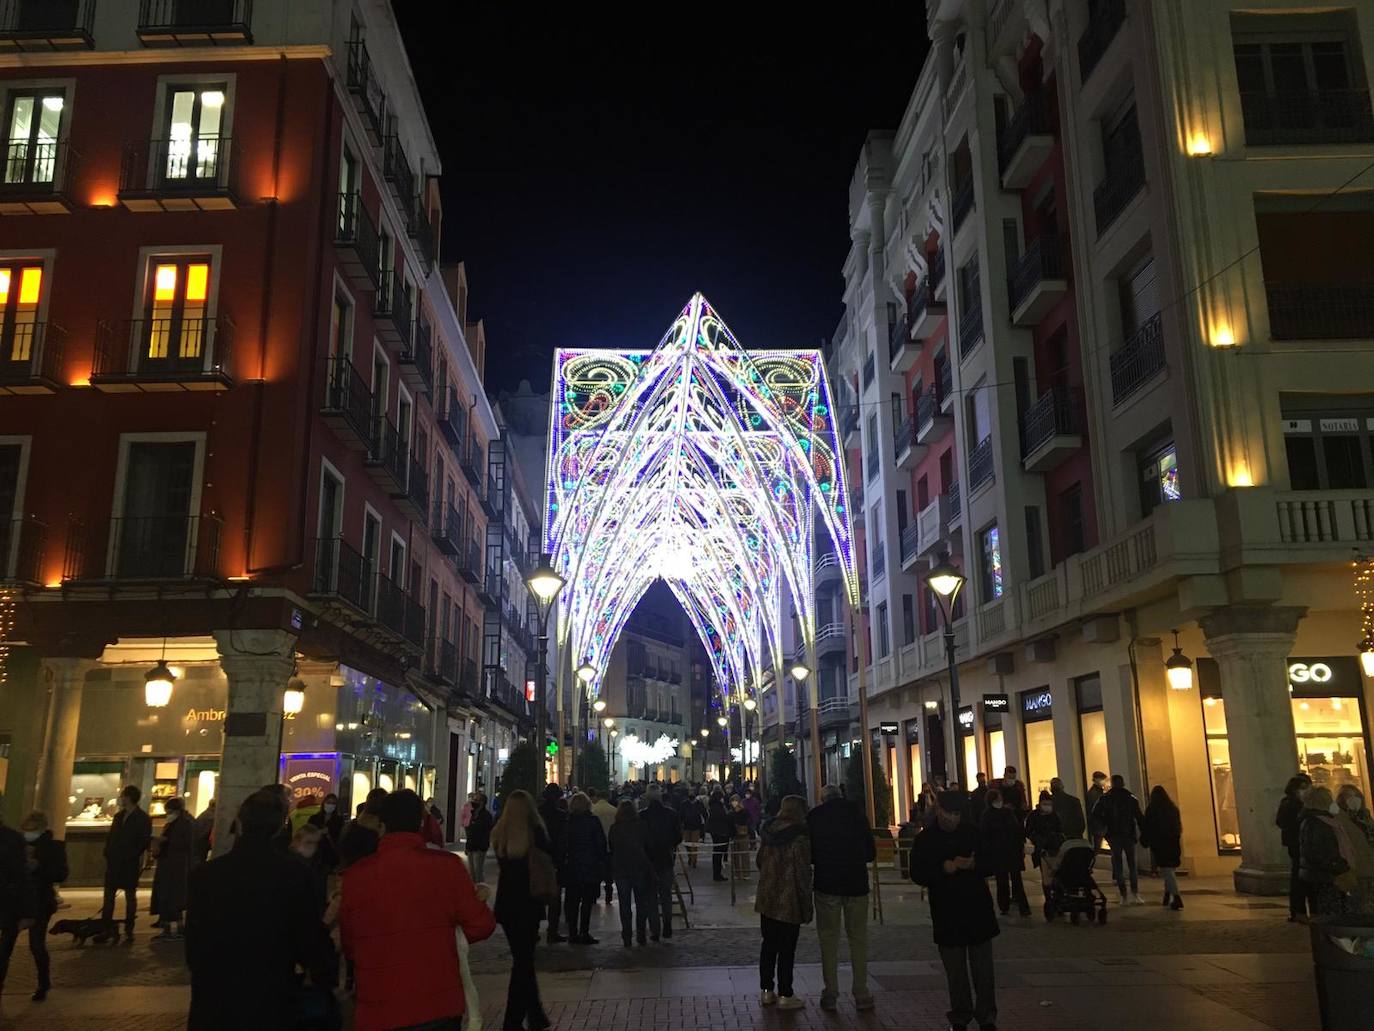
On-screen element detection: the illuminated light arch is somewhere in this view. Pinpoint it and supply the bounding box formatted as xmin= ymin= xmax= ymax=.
xmin=545 ymin=293 xmax=858 ymax=712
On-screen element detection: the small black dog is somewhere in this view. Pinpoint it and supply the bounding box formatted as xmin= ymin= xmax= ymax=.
xmin=49 ymin=918 xmax=117 ymax=945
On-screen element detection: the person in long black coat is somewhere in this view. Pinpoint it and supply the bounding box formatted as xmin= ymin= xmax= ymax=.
xmin=306 ymin=793 xmax=344 ymax=873
xmin=100 ymin=785 xmax=152 ymax=940
xmin=706 ymin=793 xmax=732 ymax=882
xmin=980 ymin=789 xmax=1030 ymax=917
xmin=1140 ymin=785 xmax=1184 ymax=910
xmin=2 ymin=812 xmax=58 ymax=1003
xmin=561 ymin=792 xmax=608 ymax=944
xmin=911 ymin=790 xmax=998 ymax=1031
xmin=152 ymin=798 xmax=194 ymax=940
xmin=538 ymin=784 xmax=569 ymax=943
xmin=494 ymin=790 xmax=554 ymax=1031
xmin=186 ymin=789 xmax=332 ymax=1031
xmin=1276 ymin=773 xmax=1313 ymax=920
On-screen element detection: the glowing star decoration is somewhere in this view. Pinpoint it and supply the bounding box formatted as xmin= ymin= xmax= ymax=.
xmin=544 ymin=293 xmax=859 ymax=715
xmin=731 ymin=740 xmax=761 ymax=764
xmin=620 ymin=733 xmax=680 ymax=767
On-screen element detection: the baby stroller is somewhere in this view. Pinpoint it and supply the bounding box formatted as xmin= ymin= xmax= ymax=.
xmin=1042 ymin=838 xmax=1108 ymax=924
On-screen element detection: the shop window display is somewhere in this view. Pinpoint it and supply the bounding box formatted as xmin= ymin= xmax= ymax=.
xmin=986 ymin=728 xmax=1006 ymax=779
xmin=963 ymin=736 xmax=978 ymax=790
xmin=1023 ymin=721 xmax=1058 ymax=798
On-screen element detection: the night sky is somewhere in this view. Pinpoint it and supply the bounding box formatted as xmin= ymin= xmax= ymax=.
xmin=393 ymin=4 xmax=930 ymax=395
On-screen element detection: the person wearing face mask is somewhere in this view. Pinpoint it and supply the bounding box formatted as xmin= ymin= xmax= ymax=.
xmin=1335 ymin=785 xmax=1374 ymax=914
xmin=1091 ymin=774 xmax=1145 ymax=905
xmin=98 ymin=785 xmax=152 ymax=942
xmin=307 ymin=793 xmax=344 ymax=874
xmin=1024 ymin=790 xmax=1065 ymax=880
xmin=980 ymin=788 xmax=1030 ymax=918
xmin=1139 ymin=786 xmax=1184 ymax=910
xmin=1276 ymin=773 xmax=1313 ymax=921
xmin=1299 ymin=786 xmax=1357 ymax=916
xmin=1048 ymin=778 xmax=1085 ymax=841
xmin=1085 ymin=771 xmax=1108 ymax=852
xmin=998 ymin=768 xmax=1027 ymax=819
xmin=151 ymin=797 xmax=193 ymax=942
xmin=911 ymin=791 xmax=999 ymax=1031
xmin=1 ymin=812 xmax=63 ymax=1003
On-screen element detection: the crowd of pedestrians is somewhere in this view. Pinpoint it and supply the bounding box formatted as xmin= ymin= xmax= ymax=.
xmin=1278 ymin=771 xmax=1374 ymax=919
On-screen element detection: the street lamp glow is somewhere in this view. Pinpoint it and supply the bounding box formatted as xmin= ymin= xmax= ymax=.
xmin=144 ymin=660 xmax=176 ymax=708
xmin=525 ymin=554 xmax=566 ymax=604
xmin=1360 ymin=637 xmax=1374 ymax=678
xmin=592 ymin=697 xmax=606 ymax=713
xmin=743 ymin=698 xmax=756 ymax=712
xmin=700 ymin=727 xmax=709 ymax=738
xmin=716 ymin=715 xmax=728 ymax=727
xmin=576 ymin=662 xmax=597 ymax=684
xmin=1165 ymin=629 xmax=1194 ymax=691
xmin=283 ymin=677 xmax=307 ymax=715
xmin=926 ymin=559 xmax=965 ymax=601
xmin=789 ymin=662 xmax=810 ymax=682
xmin=603 ymin=716 xmax=615 ymax=729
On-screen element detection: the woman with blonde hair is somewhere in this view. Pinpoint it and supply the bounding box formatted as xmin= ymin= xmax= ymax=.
xmin=493 ymin=790 xmax=553 ymax=1031
xmin=754 ymin=794 xmax=813 ymax=1010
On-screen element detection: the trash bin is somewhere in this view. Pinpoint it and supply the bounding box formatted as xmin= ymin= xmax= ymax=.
xmin=1310 ymin=914 xmax=1374 ymax=1031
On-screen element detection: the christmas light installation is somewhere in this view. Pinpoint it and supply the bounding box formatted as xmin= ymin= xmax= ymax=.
xmin=620 ymin=733 xmax=680 ymax=767
xmin=544 ymin=293 xmax=859 ymax=716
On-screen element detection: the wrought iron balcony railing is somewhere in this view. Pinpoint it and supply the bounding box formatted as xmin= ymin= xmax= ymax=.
xmin=998 ymin=89 xmax=1052 ymax=173
xmin=137 ymin=0 xmax=253 ymax=46
xmin=0 ymin=0 xmax=96 ymax=49
xmin=1093 ymin=142 xmax=1145 ymax=236
xmin=0 ymin=321 xmax=64 ymax=391
xmin=310 ymin=536 xmax=372 ymax=613
xmin=1109 ymin=311 xmax=1165 ymax=405
xmin=0 ymin=515 xmax=45 ymax=584
xmin=1266 ymin=282 xmax=1374 ymax=340
xmin=1020 ymin=385 xmax=1081 ymax=457
xmin=66 ymin=514 xmax=221 ymax=582
xmin=1007 ymin=233 xmax=1065 ymax=314
xmin=1240 ymin=89 xmax=1374 ymax=148
xmin=92 ymin=315 xmax=233 ymax=390
xmin=952 ymin=178 xmax=975 ymax=232
xmin=967 ymin=435 xmax=995 ymax=492
xmin=1077 ymin=0 xmax=1125 ymax=85
xmin=119 ymin=136 xmax=239 ymax=206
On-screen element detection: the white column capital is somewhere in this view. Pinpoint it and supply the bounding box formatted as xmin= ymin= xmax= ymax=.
xmin=213 ymin=629 xmax=297 ymax=679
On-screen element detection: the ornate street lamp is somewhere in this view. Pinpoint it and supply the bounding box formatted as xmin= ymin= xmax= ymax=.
xmin=1165 ymin=629 xmax=1194 ymax=691
xmin=524 ymin=554 xmax=566 ymax=779
xmin=145 ymin=660 xmax=176 ymax=708
xmin=926 ymin=555 xmax=966 ymax=777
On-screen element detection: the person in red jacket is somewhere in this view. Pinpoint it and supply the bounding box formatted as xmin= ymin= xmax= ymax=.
xmin=341 ymin=789 xmax=496 ymax=1031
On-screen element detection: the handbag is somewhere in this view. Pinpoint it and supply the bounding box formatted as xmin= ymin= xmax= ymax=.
xmin=528 ymin=846 xmax=558 ymax=904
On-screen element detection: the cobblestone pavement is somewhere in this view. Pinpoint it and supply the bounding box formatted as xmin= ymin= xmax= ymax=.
xmin=0 ymin=871 xmax=1322 ymax=1029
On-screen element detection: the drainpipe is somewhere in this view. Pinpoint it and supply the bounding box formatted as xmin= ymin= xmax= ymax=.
xmin=1124 ymin=608 xmax=1151 ymax=794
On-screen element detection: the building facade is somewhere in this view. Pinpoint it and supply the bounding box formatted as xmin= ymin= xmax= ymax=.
xmin=0 ymin=0 xmax=534 ymax=872
xmin=822 ymin=0 xmax=1374 ymax=892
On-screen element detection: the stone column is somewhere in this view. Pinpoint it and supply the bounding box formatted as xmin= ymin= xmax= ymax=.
xmin=1199 ymin=606 xmax=1305 ymax=895
xmin=33 ymin=658 xmax=96 ymax=840
xmin=1133 ymin=638 xmax=1180 ymax=799
xmin=212 ymin=629 xmax=296 ymax=856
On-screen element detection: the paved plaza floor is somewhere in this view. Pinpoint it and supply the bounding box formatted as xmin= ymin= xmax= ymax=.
xmin=0 ymin=860 xmax=1322 ymax=1030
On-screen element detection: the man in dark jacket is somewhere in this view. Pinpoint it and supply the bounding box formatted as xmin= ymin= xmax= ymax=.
xmin=100 ymin=785 xmax=152 ymax=941
xmin=679 ymin=791 xmax=706 ymax=868
xmin=911 ymin=790 xmax=998 ymax=1031
xmin=341 ymin=790 xmax=496 ymax=1030
xmin=706 ymin=792 xmax=732 ymax=881
xmin=1049 ymin=777 xmax=1086 ymax=840
xmin=1276 ymin=773 xmax=1312 ymax=920
xmin=1091 ymin=774 xmax=1144 ymax=904
xmin=807 ymin=784 xmax=877 ymax=1011
xmin=980 ymin=789 xmax=1029 ymax=917
xmin=1085 ymin=771 xmax=1108 ymax=850
xmin=640 ymin=785 xmax=683 ymax=937
xmin=0 ymin=815 xmax=38 ymax=1012
xmin=968 ymin=773 xmax=989 ymax=827
xmin=186 ymin=789 xmax=333 ymax=1031
xmin=998 ymin=767 xmax=1027 ymax=818
xmin=539 ymin=783 xmax=569 ymax=942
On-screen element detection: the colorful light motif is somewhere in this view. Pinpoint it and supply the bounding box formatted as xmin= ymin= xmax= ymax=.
xmin=620 ymin=733 xmax=680 ymax=767
xmin=544 ymin=294 xmax=859 ymax=713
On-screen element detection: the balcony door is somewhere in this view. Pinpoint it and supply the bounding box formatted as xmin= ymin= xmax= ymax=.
xmin=0 ymin=445 xmax=19 ymax=578
xmin=143 ymin=257 xmax=211 ymax=374
xmin=0 ymin=263 xmax=42 ymax=375
xmin=162 ymin=85 xmax=225 ymax=188
xmin=4 ymin=90 xmax=63 ymax=186
xmin=117 ymin=441 xmax=196 ymax=578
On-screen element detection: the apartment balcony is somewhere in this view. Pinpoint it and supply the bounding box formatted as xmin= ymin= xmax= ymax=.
xmin=391 ymin=454 xmax=428 ymax=524
xmin=1109 ymin=311 xmax=1166 ymax=406
xmin=364 ymin=416 xmax=408 ymax=495
xmin=0 ymin=322 xmax=64 ymax=394
xmin=477 ymin=566 xmax=503 ymax=609
xmin=1021 ymin=386 xmax=1082 ymax=473
xmin=457 ymin=538 xmax=482 ymax=584
xmin=479 ymin=478 xmax=502 ymax=520
xmin=372 ymin=271 xmax=402 ymax=333
xmin=309 ymin=536 xmax=372 ymax=615
xmin=460 ymin=440 xmax=483 ymax=488
xmin=850 ymin=490 xmax=866 ymax=529
xmin=345 ymin=40 xmax=387 ymax=144
xmin=119 ymin=136 xmax=239 ymax=212
xmin=375 ymin=573 xmax=422 ymax=649
xmin=967 ymin=435 xmax=995 ymax=494
xmin=1077 ymin=0 xmax=1124 ymax=86
xmin=815 ymin=550 xmax=842 ymax=587
xmin=381 ymin=134 xmax=416 ymax=210
xmin=408 ymin=196 xmax=435 ymax=269
xmin=840 ymin=403 xmax=860 ymax=446
xmin=952 ymin=178 xmax=975 ymax=233
xmin=889 ymin=313 xmax=916 ymax=372
xmin=894 ymin=412 xmax=926 ymax=470
xmin=958 ymin=298 xmax=984 ymax=361
xmin=436 ymin=385 xmax=465 ymax=449
xmin=861 ymin=350 xmax=876 ymax=389
xmin=458 ymin=658 xmax=479 ymax=699
xmin=0 ymin=139 xmax=78 ymax=213
xmin=815 ymin=621 xmax=846 ymax=658
xmin=429 ymin=638 xmax=457 ymax=687
xmin=899 ymin=520 xmax=921 ymax=570
xmin=947 ymin=479 xmax=963 ymax=529
xmin=397 ymin=317 xmax=433 ymax=395
xmin=334 ymin=192 xmax=382 ymax=288
xmin=930 ymin=248 xmax=947 ymax=299
xmin=1240 ymin=89 xmax=1374 ymax=148
xmin=320 ymin=356 xmax=376 ymax=452
xmin=431 ymin=499 xmax=461 ymax=556
xmin=0 ymin=0 xmax=95 ymax=50
xmin=91 ymin=316 xmax=233 ymax=392
xmin=815 ymin=695 xmax=857 ymax=732
xmin=0 ymin=515 xmax=45 ymax=585
xmin=999 ymin=90 xmax=1054 ymax=190
xmin=1266 ymin=282 xmax=1374 ymax=340
xmin=137 ymin=0 xmax=253 ymax=46
xmin=1008 ymin=234 xmax=1068 ymax=325
xmin=64 ymin=514 xmax=221 ymax=582
xmin=908 ymin=280 xmax=946 ymax=340
xmin=917 ymin=492 xmax=958 ymax=558
xmin=1093 ymin=148 xmax=1145 ymax=237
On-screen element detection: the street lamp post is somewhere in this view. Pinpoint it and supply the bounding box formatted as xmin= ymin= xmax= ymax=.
xmin=524 ymin=554 xmax=566 ymax=786
xmin=716 ymin=714 xmax=728 ymax=781
xmin=742 ymin=697 xmax=756 ymax=783
xmin=927 ymin=556 xmax=966 ymax=785
xmin=789 ymin=660 xmax=818 ymax=796
xmin=699 ymin=725 xmax=709 ymax=782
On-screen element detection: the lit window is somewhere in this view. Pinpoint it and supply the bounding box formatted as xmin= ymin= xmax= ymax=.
xmin=163 ymin=85 xmax=226 ymax=183
xmin=4 ymin=90 xmax=64 ymax=185
xmin=980 ymin=524 xmax=1003 ymax=601
xmin=0 ymin=262 xmax=42 ymax=363
xmin=144 ymin=257 xmax=212 ymax=365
